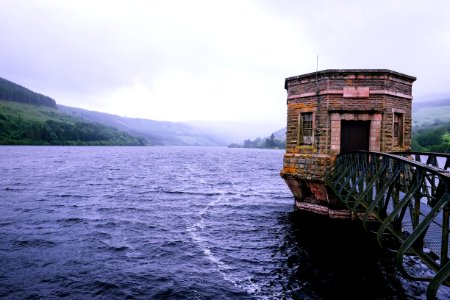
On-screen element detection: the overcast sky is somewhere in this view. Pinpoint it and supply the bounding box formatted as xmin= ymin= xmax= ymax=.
xmin=1 ymin=0 xmax=449 ymax=130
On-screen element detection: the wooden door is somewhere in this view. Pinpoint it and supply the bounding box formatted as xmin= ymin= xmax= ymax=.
xmin=340 ymin=120 xmax=370 ymax=153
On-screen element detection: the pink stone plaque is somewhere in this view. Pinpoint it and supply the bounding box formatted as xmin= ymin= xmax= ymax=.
xmin=343 ymin=86 xmax=370 ymax=98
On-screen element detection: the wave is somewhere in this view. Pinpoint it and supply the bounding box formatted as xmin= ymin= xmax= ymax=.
xmin=12 ymin=239 xmax=58 ymax=249
xmin=186 ymin=191 xmax=266 ymax=298
xmin=161 ymin=189 xmax=223 ymax=197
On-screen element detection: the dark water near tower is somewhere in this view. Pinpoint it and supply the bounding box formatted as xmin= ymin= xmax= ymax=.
xmin=0 ymin=146 xmax=448 ymax=299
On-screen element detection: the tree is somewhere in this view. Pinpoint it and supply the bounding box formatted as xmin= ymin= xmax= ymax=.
xmin=264 ymin=134 xmax=276 ymax=148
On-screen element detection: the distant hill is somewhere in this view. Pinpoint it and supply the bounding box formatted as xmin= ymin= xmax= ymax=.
xmin=0 ymin=76 xmax=145 ymax=145
xmin=0 ymin=76 xmax=236 ymax=146
xmin=272 ymin=127 xmax=286 ymax=141
xmin=184 ymin=120 xmax=285 ymax=145
xmin=0 ymin=100 xmax=146 ymax=145
xmin=0 ymin=77 xmax=57 ymax=108
xmin=412 ymin=97 xmax=450 ymax=127
xmin=412 ymin=119 xmax=450 ymax=153
xmin=58 ymin=105 xmax=227 ymax=146
xmin=411 ymin=96 xmax=450 ymax=153
xmin=228 ymin=127 xmax=286 ymax=149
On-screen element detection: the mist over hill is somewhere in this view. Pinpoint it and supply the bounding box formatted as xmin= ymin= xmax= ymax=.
xmin=59 ymin=106 xmax=285 ymax=147
xmin=58 ymin=105 xmax=229 ymax=146
xmin=0 ymin=75 xmax=286 ymax=146
xmin=184 ymin=120 xmax=285 ymax=145
xmin=413 ymin=95 xmax=450 ymax=127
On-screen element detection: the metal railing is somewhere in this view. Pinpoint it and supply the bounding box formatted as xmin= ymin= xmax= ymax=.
xmin=325 ymin=151 xmax=450 ymax=299
xmin=391 ymin=151 xmax=450 ymax=172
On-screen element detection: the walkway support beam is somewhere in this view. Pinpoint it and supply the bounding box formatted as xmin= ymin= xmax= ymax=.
xmin=326 ymin=151 xmax=450 ymax=299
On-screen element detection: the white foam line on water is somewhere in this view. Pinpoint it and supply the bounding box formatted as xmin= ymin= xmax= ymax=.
xmin=187 ymin=191 xmax=267 ymax=299
xmin=184 ymin=157 xmax=269 ymax=298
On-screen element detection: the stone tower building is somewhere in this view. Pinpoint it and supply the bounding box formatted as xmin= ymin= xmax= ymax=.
xmin=280 ymin=69 xmax=416 ymax=218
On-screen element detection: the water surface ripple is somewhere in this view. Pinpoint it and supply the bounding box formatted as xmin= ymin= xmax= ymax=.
xmin=0 ymin=146 xmax=448 ymax=299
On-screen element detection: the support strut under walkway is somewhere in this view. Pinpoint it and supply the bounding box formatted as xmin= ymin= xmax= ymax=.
xmin=326 ymin=151 xmax=450 ymax=299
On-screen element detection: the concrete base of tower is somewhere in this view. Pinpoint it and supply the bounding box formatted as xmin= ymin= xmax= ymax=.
xmin=281 ymin=172 xmax=361 ymax=220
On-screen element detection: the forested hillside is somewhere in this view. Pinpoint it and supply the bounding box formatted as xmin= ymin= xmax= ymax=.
xmin=0 ymin=77 xmax=57 ymax=108
xmin=412 ymin=120 xmax=450 ymax=153
xmin=228 ymin=128 xmax=286 ymax=149
xmin=0 ymin=100 xmax=146 ymax=145
xmin=411 ymin=98 xmax=450 ymax=153
xmin=0 ymin=76 xmax=146 ymax=145
xmin=0 ymin=76 xmax=227 ymax=146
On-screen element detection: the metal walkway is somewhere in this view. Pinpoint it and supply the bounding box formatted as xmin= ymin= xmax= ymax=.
xmin=325 ymin=151 xmax=450 ymax=299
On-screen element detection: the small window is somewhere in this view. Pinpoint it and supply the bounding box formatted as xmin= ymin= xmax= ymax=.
xmin=299 ymin=112 xmax=313 ymax=145
xmin=394 ymin=123 xmax=399 ymax=138
xmin=394 ymin=113 xmax=403 ymax=147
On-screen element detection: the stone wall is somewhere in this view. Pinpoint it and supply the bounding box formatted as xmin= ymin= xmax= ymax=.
xmin=281 ymin=69 xmax=416 ymax=208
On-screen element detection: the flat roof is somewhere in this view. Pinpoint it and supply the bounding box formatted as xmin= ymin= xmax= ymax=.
xmin=285 ymin=69 xmax=417 ymax=88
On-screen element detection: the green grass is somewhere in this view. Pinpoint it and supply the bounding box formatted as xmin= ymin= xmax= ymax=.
xmin=0 ymin=99 xmax=79 ymax=123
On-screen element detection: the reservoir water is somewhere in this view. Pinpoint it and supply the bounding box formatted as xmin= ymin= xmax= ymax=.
xmin=0 ymin=146 xmax=448 ymax=299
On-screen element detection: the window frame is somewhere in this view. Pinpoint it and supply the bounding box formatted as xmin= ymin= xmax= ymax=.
xmin=298 ymin=111 xmax=315 ymax=146
xmin=392 ymin=109 xmax=405 ymax=148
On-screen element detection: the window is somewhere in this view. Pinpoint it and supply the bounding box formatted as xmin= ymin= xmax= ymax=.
xmin=393 ymin=113 xmax=403 ymax=147
xmin=394 ymin=123 xmax=399 ymax=138
xmin=298 ymin=112 xmax=313 ymax=145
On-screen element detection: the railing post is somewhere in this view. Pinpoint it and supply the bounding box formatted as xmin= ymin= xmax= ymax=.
xmin=392 ymin=159 xmax=401 ymax=230
xmin=442 ymin=206 xmax=449 ymax=267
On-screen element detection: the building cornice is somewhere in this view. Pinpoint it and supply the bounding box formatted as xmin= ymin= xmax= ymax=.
xmin=285 ymin=69 xmax=417 ymax=90
xmin=287 ymin=89 xmax=413 ymax=100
